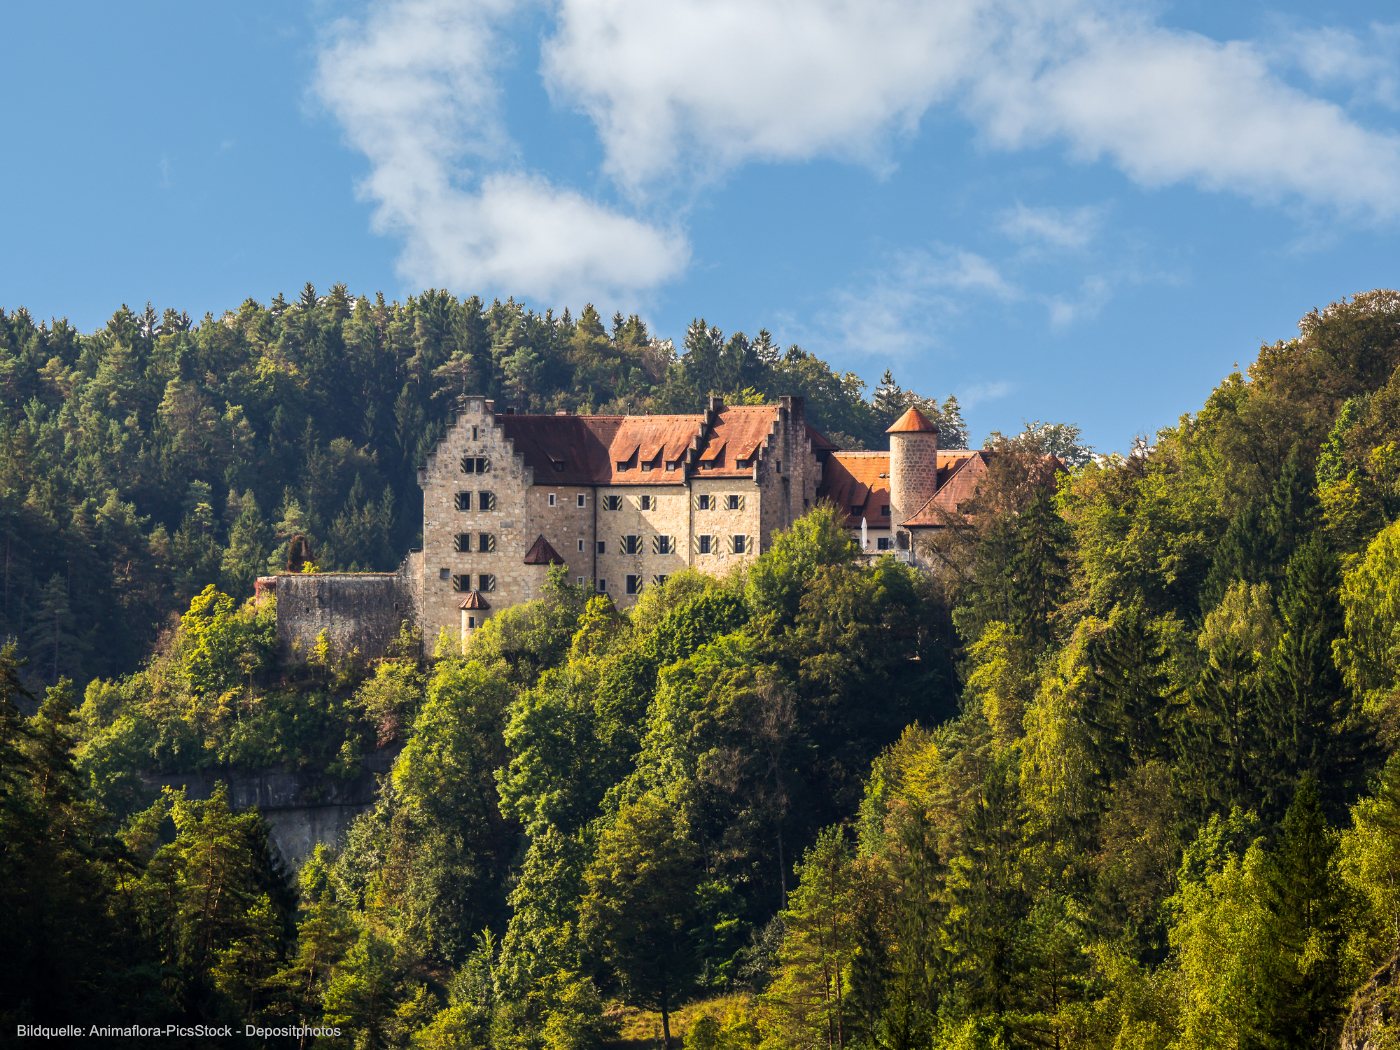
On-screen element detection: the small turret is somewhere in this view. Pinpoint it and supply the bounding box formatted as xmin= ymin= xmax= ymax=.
xmin=886 ymin=407 xmax=939 ymax=537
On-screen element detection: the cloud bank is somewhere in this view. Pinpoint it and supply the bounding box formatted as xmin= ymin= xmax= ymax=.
xmin=314 ymin=0 xmax=688 ymax=303
xmin=316 ymin=0 xmax=1400 ymax=302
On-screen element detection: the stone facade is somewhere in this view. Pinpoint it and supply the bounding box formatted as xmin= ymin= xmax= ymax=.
xmin=406 ymin=394 xmax=820 ymax=644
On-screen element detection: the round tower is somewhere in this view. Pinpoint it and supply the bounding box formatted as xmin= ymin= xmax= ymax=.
xmin=887 ymin=407 xmax=940 ymax=539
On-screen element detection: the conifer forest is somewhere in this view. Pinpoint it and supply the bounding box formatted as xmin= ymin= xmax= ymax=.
xmin=6 ymin=285 xmax=1400 ymax=1049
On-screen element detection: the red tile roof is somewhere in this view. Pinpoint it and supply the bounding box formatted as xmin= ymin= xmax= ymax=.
xmin=820 ymin=453 xmax=892 ymax=528
xmin=900 ymin=453 xmax=989 ymax=526
xmin=817 ymin=450 xmax=991 ymax=527
xmin=458 ymin=591 xmax=491 ymax=610
xmin=523 ymin=535 xmax=567 ymax=565
xmin=495 ymin=404 xmax=792 ymax=485
xmin=886 ymin=407 xmax=939 ymax=434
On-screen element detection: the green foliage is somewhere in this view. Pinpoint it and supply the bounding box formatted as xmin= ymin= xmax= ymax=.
xmin=22 ymin=287 xmax=1400 ymax=1049
xmin=0 ymin=292 xmax=944 ymax=692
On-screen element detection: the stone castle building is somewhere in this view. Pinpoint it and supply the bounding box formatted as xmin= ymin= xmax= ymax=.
xmin=261 ymin=396 xmax=1012 ymax=658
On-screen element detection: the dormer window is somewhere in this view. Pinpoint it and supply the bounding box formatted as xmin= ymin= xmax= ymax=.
xmin=665 ymin=460 xmax=677 ymax=471
xmin=881 ymin=504 xmax=890 ymax=516
xmin=617 ymin=461 xmax=630 ymax=471
xmin=552 ymin=460 xmax=565 ymax=472
xmin=851 ymin=505 xmax=862 ymax=516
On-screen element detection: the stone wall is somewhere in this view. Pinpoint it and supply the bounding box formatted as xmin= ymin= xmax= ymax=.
xmin=141 ymin=746 xmax=399 ymax=867
xmin=418 ymin=397 xmax=538 ymax=646
xmin=597 ymin=485 xmax=696 ymax=605
xmin=270 ymin=571 xmax=415 ymax=665
xmin=889 ymin=428 xmax=940 ymax=528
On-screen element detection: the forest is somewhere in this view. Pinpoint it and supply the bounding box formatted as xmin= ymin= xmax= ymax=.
xmin=4 ymin=287 xmax=1400 ymax=1050
xmin=0 ymin=285 xmax=965 ymax=692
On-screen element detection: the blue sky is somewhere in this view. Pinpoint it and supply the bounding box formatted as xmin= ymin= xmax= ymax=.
xmin=4 ymin=0 xmax=1399 ymax=453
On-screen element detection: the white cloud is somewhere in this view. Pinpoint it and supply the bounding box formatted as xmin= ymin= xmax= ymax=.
xmin=822 ymin=246 xmax=1018 ymax=357
xmin=968 ymin=13 xmax=1400 ymax=218
xmin=315 ymin=0 xmax=1400 ymax=305
xmin=1279 ymin=23 xmax=1400 ymax=110
xmin=541 ymin=0 xmax=1400 ymax=219
xmin=542 ymin=0 xmax=987 ymax=192
xmin=1044 ymin=274 xmax=1112 ymax=327
xmin=313 ymin=0 xmax=687 ymax=301
xmin=999 ymin=203 xmax=1105 ymax=249
xmin=957 ymin=379 xmax=1014 ymax=409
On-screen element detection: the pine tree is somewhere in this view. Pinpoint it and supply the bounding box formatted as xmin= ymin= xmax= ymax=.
xmin=1259 ymin=535 xmax=1373 ymax=819
xmin=1085 ymin=607 xmax=1179 ymax=779
xmin=1009 ymin=494 xmax=1072 ymax=650
xmin=24 ymin=573 xmax=88 ymax=685
xmin=1258 ymin=778 xmax=1350 ymax=1048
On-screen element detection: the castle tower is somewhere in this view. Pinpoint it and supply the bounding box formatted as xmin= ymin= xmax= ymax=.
xmin=886 ymin=407 xmax=940 ymax=540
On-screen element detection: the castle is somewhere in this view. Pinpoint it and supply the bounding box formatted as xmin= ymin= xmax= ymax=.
xmin=259 ymin=395 xmax=1005 ymax=659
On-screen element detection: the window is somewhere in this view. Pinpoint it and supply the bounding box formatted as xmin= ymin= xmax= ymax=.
xmin=604 ymin=494 xmax=621 ymax=511
xmin=697 ymin=493 xmax=712 ymax=510
xmin=640 ymin=494 xmax=653 ymax=510
xmin=851 ymin=505 xmax=862 ymax=517
xmin=699 ymin=534 xmax=712 ymax=554
xmin=454 ymin=533 xmax=471 ymax=553
xmin=576 ymin=493 xmax=586 ymax=508
xmin=653 ymin=574 xmax=668 ymax=586
xmin=726 ymin=494 xmax=741 ymax=511
xmin=455 ymin=491 xmax=471 ymax=511
xmin=552 ymin=461 xmax=565 ymax=472
xmin=548 ymin=493 xmax=556 ymax=507
xmin=732 ymin=535 xmax=747 ymax=555
xmin=478 ymin=574 xmax=496 ymax=592
xmin=642 ymin=459 xmax=654 ymax=471
xmin=478 ymin=533 xmax=497 ymax=553
xmin=880 ymin=504 xmax=890 ymax=517
xmin=701 ymin=462 xmax=714 ymax=470
xmin=776 ymin=459 xmax=781 ymax=473
xmin=577 ymin=539 xmax=585 ymax=552
xmin=440 ymin=567 xmax=451 ymax=580
xmin=577 ymin=576 xmax=585 ymax=586
xmin=461 ymin=456 xmax=489 ymax=474
xmin=877 ymin=537 xmax=893 ymax=551
xmin=472 ymin=425 xmax=479 ymax=440
xmin=622 ymin=534 xmax=641 ymax=555
xmin=598 ymin=578 xmax=607 ymax=592
xmin=625 ymin=574 xmax=641 ymax=594
xmin=654 ymin=535 xmax=673 ymax=555
xmin=665 ymin=461 xmax=675 ymax=471
xmin=451 ymin=573 xmax=469 ymax=592
xmin=467 ymin=614 xmax=476 ymax=629
xmin=596 ymin=541 xmax=606 ymax=554
xmin=479 ymin=491 xmax=496 ymax=511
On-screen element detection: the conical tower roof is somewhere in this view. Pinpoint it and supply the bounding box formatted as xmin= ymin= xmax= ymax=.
xmin=885 ymin=407 xmax=939 ymax=434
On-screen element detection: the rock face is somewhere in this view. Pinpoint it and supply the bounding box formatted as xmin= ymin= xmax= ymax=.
xmin=1342 ymin=950 xmax=1400 ymax=1050
xmin=141 ymin=745 xmax=398 ymax=867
